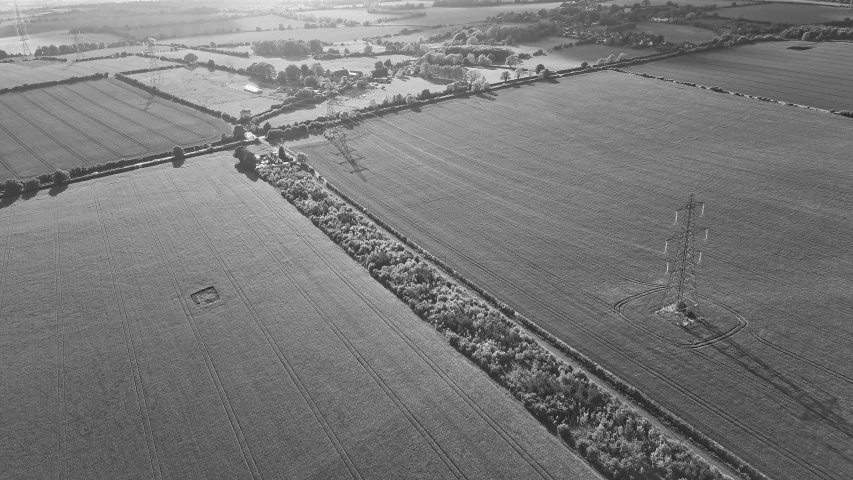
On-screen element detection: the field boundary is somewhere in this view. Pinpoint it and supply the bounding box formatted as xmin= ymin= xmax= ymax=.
xmin=253 ymin=157 xmax=769 ymax=480
xmin=611 ymin=66 xmax=853 ymax=119
xmin=0 ymin=139 xmax=256 ymax=199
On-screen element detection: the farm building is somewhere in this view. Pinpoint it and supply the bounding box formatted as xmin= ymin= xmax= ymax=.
xmin=244 ymin=84 xmax=262 ymax=94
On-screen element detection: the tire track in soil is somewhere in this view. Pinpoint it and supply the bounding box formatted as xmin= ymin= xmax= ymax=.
xmin=19 ymin=91 xmax=125 ymax=159
xmin=749 ymin=332 xmax=853 ymax=386
xmin=0 ymin=109 xmax=57 ymax=173
xmin=202 ymin=167 xmax=466 ymax=480
xmin=53 ymin=200 xmax=67 ymax=480
xmin=84 ymin=81 xmax=215 ymax=138
xmin=91 ymin=185 xmax=163 ymax=480
xmin=307 ymin=150 xmax=831 ymax=479
xmin=0 ymin=155 xmax=20 ymax=179
xmin=128 ymin=180 xmax=263 ymax=480
xmin=38 ymin=89 xmax=153 ymax=150
xmin=0 ymin=207 xmax=15 ymax=325
xmin=106 ymin=79 xmax=225 ymax=133
xmin=164 ymin=170 xmax=384 ymax=480
xmin=0 ymin=97 xmax=88 ymax=165
xmin=59 ymin=86 xmax=185 ymax=145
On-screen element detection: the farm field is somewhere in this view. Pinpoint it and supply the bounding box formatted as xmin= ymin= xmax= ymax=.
xmin=630 ymin=41 xmax=853 ymax=111
xmin=512 ymin=40 xmax=645 ymax=70
xmin=305 ymin=70 xmax=853 ymax=480
xmin=717 ymin=3 xmax=853 ymax=23
xmin=166 ymin=25 xmax=407 ymax=48
xmin=0 ymin=79 xmax=228 ymax=181
xmin=122 ymin=15 xmax=303 ymax=41
xmin=0 ymin=31 xmax=126 ymax=56
xmin=386 ymin=3 xmax=566 ymax=26
xmin=624 ymin=21 xmax=719 ymax=44
xmin=127 ymin=66 xmax=281 ymax=118
xmin=0 ymin=154 xmax=600 ymax=480
xmin=0 ymin=56 xmax=150 ymax=89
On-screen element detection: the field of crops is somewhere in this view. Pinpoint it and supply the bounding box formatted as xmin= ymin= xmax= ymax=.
xmin=304 ymin=70 xmax=853 ymax=480
xmin=121 ymin=15 xmax=303 ymax=40
xmin=0 ymin=56 xmax=150 ymax=89
xmin=127 ymin=66 xmax=282 ymax=118
xmin=630 ymin=41 xmax=853 ymax=111
xmin=0 ymin=30 xmax=126 ymax=56
xmin=386 ymin=2 xmax=565 ymax=26
xmin=0 ymin=154 xmax=599 ymax=479
xmin=166 ymin=25 xmax=406 ymax=48
xmin=718 ymin=3 xmax=853 ymax=23
xmin=0 ymin=79 xmax=228 ymax=181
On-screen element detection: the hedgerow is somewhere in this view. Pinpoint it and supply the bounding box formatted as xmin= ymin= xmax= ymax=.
xmin=0 ymin=72 xmax=108 ymax=95
xmin=255 ymin=159 xmax=752 ymax=480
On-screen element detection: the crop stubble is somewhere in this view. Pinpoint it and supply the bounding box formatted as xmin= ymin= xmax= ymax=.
xmin=0 ymin=156 xmax=598 ymax=479
xmin=304 ymin=70 xmax=853 ymax=480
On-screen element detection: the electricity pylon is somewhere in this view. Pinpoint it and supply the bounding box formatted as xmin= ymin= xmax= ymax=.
xmin=70 ymin=31 xmax=85 ymax=60
xmin=658 ymin=194 xmax=708 ymax=324
xmin=13 ymin=0 xmax=32 ymax=56
xmin=145 ymin=38 xmax=162 ymax=86
xmin=323 ymin=86 xmax=355 ymax=164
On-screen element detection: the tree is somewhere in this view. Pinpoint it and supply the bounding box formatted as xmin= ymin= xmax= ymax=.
xmin=52 ymin=170 xmax=70 ymax=185
xmin=296 ymin=152 xmax=307 ymax=163
xmin=515 ymin=67 xmax=523 ymax=79
xmin=184 ymin=53 xmax=198 ymax=64
xmin=308 ymin=39 xmax=323 ymax=54
xmin=233 ymin=124 xmax=246 ymax=140
xmin=311 ymin=63 xmax=325 ymax=78
xmin=500 ymin=71 xmax=510 ymax=83
xmin=384 ymin=58 xmax=392 ymax=68
xmin=375 ymin=60 xmax=384 ymax=69
xmin=285 ymin=64 xmax=301 ymax=81
xmin=506 ymin=55 xmax=518 ymax=67
xmin=466 ymin=36 xmax=479 ymax=45
xmin=173 ymin=146 xmax=185 ymax=159
xmin=207 ymin=59 xmax=215 ymax=68
xmin=581 ymin=61 xmax=589 ymax=68
xmin=304 ymin=75 xmax=319 ymax=88
xmin=300 ymin=64 xmax=310 ymax=76
xmin=23 ymin=178 xmax=40 ymax=192
xmin=364 ymin=44 xmax=373 ymax=54
xmin=535 ymin=63 xmax=545 ymax=74
xmin=210 ymin=41 xmax=216 ymax=48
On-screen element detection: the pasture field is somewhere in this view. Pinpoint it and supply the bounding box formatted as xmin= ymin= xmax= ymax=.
xmin=0 ymin=31 xmax=126 ymax=56
xmin=126 ymin=66 xmax=281 ymax=118
xmin=0 ymin=56 xmax=150 ymax=89
xmin=0 ymin=154 xmax=599 ymax=480
xmin=717 ymin=3 xmax=853 ymax=23
xmin=0 ymin=79 xmax=228 ymax=181
xmin=385 ymin=3 xmax=566 ymax=26
xmin=625 ymin=21 xmax=719 ymax=44
xmin=630 ymin=41 xmax=853 ymax=111
xmin=304 ymin=70 xmax=853 ymax=480
xmin=511 ymin=40 xmax=643 ymax=70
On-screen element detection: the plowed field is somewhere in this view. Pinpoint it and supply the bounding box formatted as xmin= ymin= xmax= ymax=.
xmin=304 ymin=70 xmax=853 ymax=480
xmin=0 ymin=154 xmax=598 ymax=480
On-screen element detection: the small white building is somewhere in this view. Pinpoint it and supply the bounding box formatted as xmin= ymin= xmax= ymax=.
xmin=244 ymin=84 xmax=262 ymax=94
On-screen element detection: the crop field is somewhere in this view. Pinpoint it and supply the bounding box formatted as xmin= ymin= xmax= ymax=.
xmin=0 ymin=79 xmax=228 ymax=181
xmin=717 ymin=3 xmax=853 ymax=23
xmin=386 ymin=3 xmax=566 ymax=26
xmin=304 ymin=70 xmax=853 ymax=480
xmin=630 ymin=41 xmax=853 ymax=111
xmin=511 ymin=40 xmax=643 ymax=70
xmin=626 ymin=22 xmax=718 ymax=44
xmin=126 ymin=66 xmax=282 ymax=118
xmin=0 ymin=31 xmax=126 ymax=56
xmin=0 ymin=57 xmax=150 ymax=89
xmin=0 ymin=154 xmax=599 ymax=480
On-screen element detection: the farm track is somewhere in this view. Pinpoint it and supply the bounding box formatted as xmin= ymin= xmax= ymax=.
xmin=128 ymin=180 xmax=263 ymax=480
xmin=53 ymin=201 xmax=67 ymax=480
xmin=37 ymin=89 xmax=154 ymax=151
xmin=748 ymin=332 xmax=853 ymax=386
xmin=196 ymin=168 xmax=471 ymax=480
xmin=224 ymin=171 xmax=557 ymax=480
xmin=18 ymin=92 xmax=124 ymax=159
xmin=91 ymin=80 xmax=222 ymax=135
xmin=0 ymin=97 xmax=90 ymax=166
xmin=92 ymin=185 xmax=163 ymax=480
xmin=59 ymin=86 xmax=185 ymax=146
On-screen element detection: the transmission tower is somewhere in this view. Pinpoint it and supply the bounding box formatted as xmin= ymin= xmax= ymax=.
xmin=70 ymin=30 xmax=85 ymax=60
xmin=13 ymin=0 xmax=32 ymax=56
xmin=658 ymin=193 xmax=709 ymax=325
xmin=323 ymin=87 xmax=357 ymax=165
xmin=145 ymin=38 xmax=162 ymax=87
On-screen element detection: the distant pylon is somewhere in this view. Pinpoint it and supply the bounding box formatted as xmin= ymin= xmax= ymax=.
xmin=323 ymin=85 xmax=356 ymax=164
xmin=658 ymin=193 xmax=709 ymax=325
xmin=70 ymin=30 xmax=85 ymax=60
xmin=13 ymin=0 xmax=32 ymax=56
xmin=145 ymin=38 xmax=162 ymax=86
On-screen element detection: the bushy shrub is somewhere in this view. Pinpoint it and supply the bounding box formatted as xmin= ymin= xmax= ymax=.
xmin=173 ymin=146 xmax=185 ymax=159
xmin=3 ymin=179 xmax=24 ymax=195
xmin=52 ymin=169 xmax=70 ymax=184
xmin=23 ymin=178 xmax=40 ymax=192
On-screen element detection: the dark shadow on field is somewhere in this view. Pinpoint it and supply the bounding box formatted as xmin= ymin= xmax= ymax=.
xmin=690 ymin=321 xmax=853 ymax=443
xmin=0 ymin=195 xmax=17 ymax=209
xmin=48 ymin=183 xmax=69 ymax=196
xmin=234 ymin=163 xmax=259 ymax=181
xmin=172 ymin=157 xmax=185 ymax=168
xmin=474 ymin=92 xmax=497 ymax=101
xmin=21 ymin=190 xmax=37 ymax=201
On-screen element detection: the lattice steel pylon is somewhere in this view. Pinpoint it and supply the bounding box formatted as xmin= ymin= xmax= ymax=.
xmin=13 ymin=0 xmax=32 ymax=56
xmin=658 ymin=193 xmax=709 ymax=325
xmin=70 ymin=31 xmax=85 ymax=60
xmin=323 ymin=87 xmax=356 ymax=164
xmin=145 ymin=38 xmax=162 ymax=87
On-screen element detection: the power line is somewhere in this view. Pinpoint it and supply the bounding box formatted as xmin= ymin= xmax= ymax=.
xmin=658 ymin=193 xmax=709 ymax=326
xmin=13 ymin=0 xmax=32 ymax=56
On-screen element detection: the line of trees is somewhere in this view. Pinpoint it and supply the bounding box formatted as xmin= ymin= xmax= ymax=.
xmin=251 ymin=39 xmax=324 ymax=57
